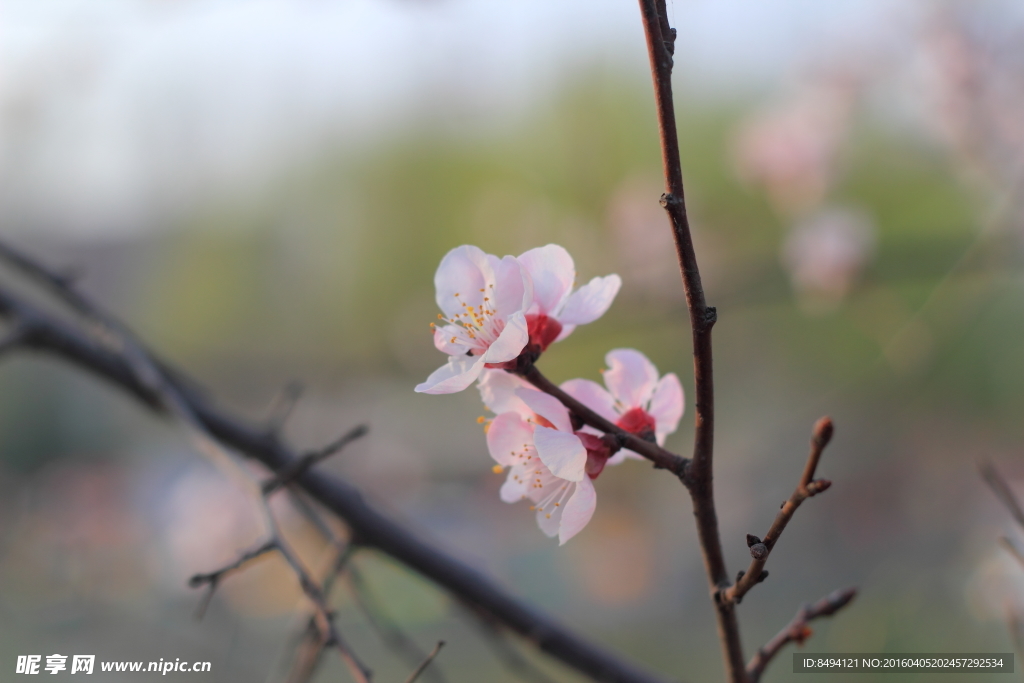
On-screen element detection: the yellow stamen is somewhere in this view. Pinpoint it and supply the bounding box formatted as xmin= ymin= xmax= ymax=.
xmin=477 ymin=416 xmax=486 ymax=424
xmin=492 ymin=465 xmax=503 ymax=474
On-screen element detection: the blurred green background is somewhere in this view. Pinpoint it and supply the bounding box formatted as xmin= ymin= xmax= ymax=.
xmin=1 ymin=2 xmax=1024 ymax=682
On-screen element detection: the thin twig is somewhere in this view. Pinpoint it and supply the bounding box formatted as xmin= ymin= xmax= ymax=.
xmin=981 ymin=461 xmax=1024 ymax=529
xmin=346 ymin=565 xmax=448 ymax=683
xmin=746 ymin=587 xmax=857 ymax=683
xmin=519 ymin=365 xmax=687 ymax=475
xmin=403 ymin=642 xmax=445 ymax=683
xmin=189 ymin=540 xmax=276 ymax=619
xmin=635 ymin=1 xmax=740 ymax=680
xmin=263 ymin=424 xmax=369 ymax=495
xmin=725 ymin=417 xmax=834 ymax=605
xmin=189 ymin=533 xmax=371 ymax=683
xmin=282 ymin=543 xmax=358 ymax=683
xmin=0 ymin=242 xmax=672 ymax=683
xmin=466 ymin=608 xmax=560 ymax=683
xmin=0 ymin=241 xmax=372 ymax=683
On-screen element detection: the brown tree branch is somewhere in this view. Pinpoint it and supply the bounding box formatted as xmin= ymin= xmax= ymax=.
xmin=285 ymin=542 xmax=357 ymax=683
xmin=518 ymin=364 xmax=687 ymax=475
xmin=463 ymin=607 xmax=560 ymax=683
xmin=724 ymin=418 xmax=834 ymax=605
xmin=404 ymin=642 xmax=446 ymax=683
xmin=636 ymin=1 xmax=739 ymax=680
xmin=745 ymin=587 xmax=857 ymax=683
xmin=262 ymin=424 xmax=369 ymax=495
xmin=0 ymin=243 xmax=673 ymax=683
xmin=189 ymin=525 xmax=371 ymax=682
xmin=347 ymin=564 xmax=449 ymax=683
xmin=189 ymin=540 xmax=277 ymax=618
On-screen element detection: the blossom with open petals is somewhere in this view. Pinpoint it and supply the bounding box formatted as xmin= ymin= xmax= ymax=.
xmin=415 ymin=246 xmax=532 ymax=395
xmin=562 ymin=349 xmax=684 ymax=463
xmin=480 ymin=370 xmax=611 ymax=544
xmin=516 ymin=244 xmax=621 ymax=355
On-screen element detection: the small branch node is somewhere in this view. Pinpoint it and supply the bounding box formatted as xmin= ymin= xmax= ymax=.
xmin=263 ymin=424 xmax=369 ymax=495
xmin=746 ymin=587 xmax=857 ymax=682
xmin=745 ymin=534 xmax=761 ymax=547
xmin=749 ymin=543 xmax=768 ymax=560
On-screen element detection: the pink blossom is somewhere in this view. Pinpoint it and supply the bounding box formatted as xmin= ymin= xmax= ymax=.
xmin=480 ymin=370 xmax=612 ymax=545
xmin=562 ymin=349 xmax=684 ymax=464
xmin=515 ymin=245 xmax=621 ymax=356
xmin=415 ymin=246 xmax=532 ymax=395
xmin=781 ymin=206 xmax=875 ymax=310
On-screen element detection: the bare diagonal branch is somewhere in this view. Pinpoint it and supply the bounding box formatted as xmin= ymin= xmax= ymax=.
xmin=404 ymin=642 xmax=445 ymax=683
xmin=0 ymin=242 xmax=672 ymax=683
xmin=725 ymin=417 xmax=835 ymax=605
xmin=746 ymin=588 xmax=857 ymax=683
xmin=519 ymin=365 xmax=687 ymax=475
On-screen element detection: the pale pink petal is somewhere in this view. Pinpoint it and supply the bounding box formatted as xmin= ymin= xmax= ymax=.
xmin=485 ymin=412 xmax=534 ymax=467
xmin=514 ymin=388 xmax=574 ymax=433
xmin=489 ymin=254 xmax=533 ymax=318
xmin=603 ymin=348 xmax=659 ymax=408
xmin=557 ymin=274 xmax=622 ymax=325
xmin=535 ymin=493 xmax=563 ymax=537
xmin=478 ymin=369 xmax=531 ymax=417
xmin=533 ymin=426 xmax=586 ymax=481
xmin=648 ymin=372 xmax=684 ymax=444
xmin=517 ymin=245 xmax=575 ymax=315
xmin=434 ymin=245 xmax=491 ymax=319
xmin=481 ymin=312 xmax=529 ymax=364
xmin=433 ymin=325 xmax=466 ymax=356
xmin=558 ymin=476 xmax=597 ymax=545
xmin=414 ymin=355 xmax=484 ymax=394
xmin=560 ymin=379 xmax=619 ymax=423
xmin=500 ymin=475 xmax=528 ymax=503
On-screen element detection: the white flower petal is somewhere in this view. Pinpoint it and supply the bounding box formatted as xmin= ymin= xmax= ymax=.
xmin=517 ymin=244 xmax=575 ymax=316
xmin=560 ymin=379 xmax=619 ymax=423
xmin=414 ymin=356 xmax=484 ymax=394
xmin=558 ymin=476 xmax=597 ymax=545
xmin=433 ymin=325 xmax=468 ymax=356
xmin=434 ymin=245 xmax=491 ymax=319
xmin=648 ymin=372 xmax=684 ymax=439
xmin=557 ymin=274 xmax=622 ymax=325
xmin=481 ymin=312 xmax=529 ymax=364
xmin=533 ymin=425 xmax=586 ymax=481
xmin=535 ymin=494 xmax=563 ymax=537
xmin=514 ymin=388 xmax=574 ymax=433
xmin=478 ymin=370 xmax=531 ymax=417
xmin=489 ymin=254 xmax=533 ymax=318
xmin=486 ymin=412 xmax=534 ymax=467
xmin=500 ymin=475 xmax=528 ymax=503
xmin=603 ymin=348 xmax=660 ymax=408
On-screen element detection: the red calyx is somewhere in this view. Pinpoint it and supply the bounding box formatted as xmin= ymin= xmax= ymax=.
xmin=616 ymin=407 xmax=657 ymax=442
xmin=526 ymin=314 xmax=563 ymax=354
xmin=576 ymin=431 xmax=612 ymax=480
